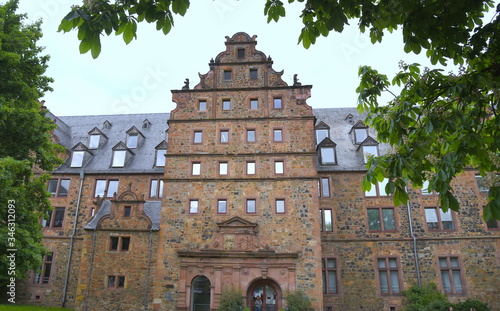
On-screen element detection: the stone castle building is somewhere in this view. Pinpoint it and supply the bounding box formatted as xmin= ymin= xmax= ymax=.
xmin=19 ymin=32 xmax=499 ymax=310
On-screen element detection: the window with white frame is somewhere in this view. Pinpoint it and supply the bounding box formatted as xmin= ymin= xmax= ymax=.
xmin=48 ymin=179 xmax=70 ymax=197
xmin=70 ymin=151 xmax=85 ymax=167
xmin=320 ymin=147 xmax=336 ymax=165
xmin=192 ymin=163 xmax=201 ymax=175
xmin=425 ymin=207 xmax=455 ymax=230
xmin=217 ymin=199 xmax=227 ymax=214
xmin=189 ymin=200 xmax=199 ymax=214
xmin=247 ymin=161 xmax=256 ymax=175
xmin=274 ymin=161 xmax=284 ymax=174
xmin=275 ymin=199 xmax=285 ymax=213
xmin=219 ymin=162 xmax=228 ymax=175
xmin=246 ymin=199 xmax=256 ymax=213
xmin=150 ymin=179 xmax=164 ymax=198
xmin=95 ymin=179 xmax=119 ymax=197
xmin=112 ymin=150 xmax=127 ymax=167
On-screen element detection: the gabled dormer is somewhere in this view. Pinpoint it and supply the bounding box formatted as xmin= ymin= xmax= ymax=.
xmin=154 ymin=140 xmax=167 ymax=167
xmin=345 ymin=114 xmax=355 ymax=125
xmin=142 ymin=119 xmax=152 ymax=130
xmin=125 ymin=126 xmax=145 ymax=149
xmin=102 ymin=120 xmax=112 ymax=130
xmin=69 ymin=142 xmax=93 ymax=168
xmin=315 ymin=121 xmax=330 ymax=145
xmin=317 ymin=137 xmax=337 ymax=165
xmin=111 ymin=142 xmax=135 ymax=167
xmin=349 ymin=120 xmax=368 ymax=144
xmin=357 ymin=136 xmax=379 ymax=163
xmin=87 ymin=127 xmax=108 ymax=149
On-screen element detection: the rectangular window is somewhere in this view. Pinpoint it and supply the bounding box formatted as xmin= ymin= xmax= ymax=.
xmin=275 ymin=199 xmax=285 ymax=214
xmin=365 ymin=178 xmax=390 ymax=197
xmin=108 ymin=275 xmax=125 ymax=289
xmin=110 ymin=236 xmax=130 ymax=251
xmin=377 ymin=257 xmax=401 ymax=294
xmin=246 ymin=199 xmax=256 ymax=213
xmin=363 ymin=145 xmax=378 ymax=163
xmin=368 ymin=208 xmax=396 ymax=231
xmin=124 ymin=206 xmax=131 ymax=217
xmin=439 ymin=256 xmax=464 ymax=294
xmin=189 ymin=200 xmax=199 ymax=214
xmin=354 ymin=128 xmax=368 ymax=143
xmin=425 ymin=207 xmax=455 ymax=230
xmin=247 ymin=129 xmax=256 ymax=142
xmin=194 ymin=131 xmax=203 ymax=143
xmin=219 ymin=162 xmax=228 ymax=175
xmin=42 ymin=207 xmax=65 ymax=228
xmin=273 ymin=129 xmax=283 ymax=142
xmin=319 ymin=177 xmax=330 ymax=197
xmin=33 ymin=253 xmax=53 ymax=285
xmin=247 ymin=161 xmax=256 ymax=175
xmin=316 ymin=129 xmax=329 ymax=144
xmin=320 ymin=209 xmax=334 ymax=232
xmin=273 ymin=97 xmax=282 ymax=109
xmin=322 ymin=258 xmax=338 ymax=294
xmin=223 ymin=70 xmax=232 ymax=80
xmin=150 ymin=179 xmax=164 ymax=198
xmin=237 ymin=48 xmax=245 ymax=59
xmin=275 ymin=161 xmax=284 ymax=174
xmin=126 ymin=134 xmax=138 ymax=148
xmin=250 ymin=99 xmax=259 ymax=109
xmin=95 ymin=179 xmax=119 ymax=197
xmin=320 ymin=147 xmax=336 ymax=165
xmin=155 ymin=149 xmax=166 ymax=166
xmin=475 ymin=175 xmax=489 ymax=193
xmin=250 ymin=68 xmax=258 ymax=79
xmin=220 ymin=130 xmax=229 ymax=143
xmin=217 ymin=199 xmax=227 ymax=214
xmin=89 ymin=134 xmax=100 ymax=149
xmin=222 ymin=100 xmax=231 ymax=110
xmin=199 ymin=100 xmax=207 ymax=111
xmin=48 ymin=179 xmax=70 ymax=197
xmin=70 ymin=151 xmax=84 ymax=167
xmin=192 ymin=163 xmax=201 ymax=176
xmin=112 ymin=150 xmax=126 ymax=167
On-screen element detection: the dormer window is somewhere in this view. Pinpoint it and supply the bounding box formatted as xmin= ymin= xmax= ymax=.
xmin=357 ymin=136 xmax=379 ymax=163
xmin=125 ymin=126 xmax=145 ymax=149
xmin=315 ymin=121 xmax=330 ymax=144
xmin=142 ymin=119 xmax=152 ymax=130
xmin=351 ymin=120 xmax=368 ymax=144
xmin=111 ymin=142 xmax=134 ymax=168
xmin=317 ymin=137 xmax=337 ymax=165
xmin=102 ymin=120 xmax=112 ymax=130
xmin=70 ymin=142 xmax=93 ymax=168
xmin=155 ymin=141 xmax=167 ymax=167
xmin=88 ymin=127 xmax=107 ymax=149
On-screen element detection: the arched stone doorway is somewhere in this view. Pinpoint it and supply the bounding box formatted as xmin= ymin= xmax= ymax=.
xmin=191 ymin=275 xmax=211 ymax=311
xmin=247 ymin=279 xmax=282 ymax=311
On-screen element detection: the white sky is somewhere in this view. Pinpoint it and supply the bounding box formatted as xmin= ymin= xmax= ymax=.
xmin=13 ymin=1 xmax=468 ymax=116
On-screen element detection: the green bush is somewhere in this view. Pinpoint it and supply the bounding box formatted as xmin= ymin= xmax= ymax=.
xmin=217 ymin=286 xmax=244 ymax=311
xmin=284 ymin=290 xmax=312 ymax=311
xmin=453 ymin=299 xmax=490 ymax=311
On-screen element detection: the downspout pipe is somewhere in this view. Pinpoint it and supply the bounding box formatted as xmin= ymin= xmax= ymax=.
xmin=405 ymin=186 xmax=422 ymax=288
xmin=62 ymin=170 xmax=84 ymax=307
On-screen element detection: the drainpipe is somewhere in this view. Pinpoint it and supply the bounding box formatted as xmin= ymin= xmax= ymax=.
xmin=405 ymin=186 xmax=422 ymax=288
xmin=144 ymin=228 xmax=154 ymax=310
xmin=62 ymin=170 xmax=85 ymax=307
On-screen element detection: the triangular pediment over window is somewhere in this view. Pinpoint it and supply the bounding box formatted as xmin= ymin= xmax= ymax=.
xmin=316 ymin=137 xmax=337 ymax=149
xmin=349 ymin=120 xmax=366 ymax=133
xmin=357 ymin=136 xmax=379 ymax=150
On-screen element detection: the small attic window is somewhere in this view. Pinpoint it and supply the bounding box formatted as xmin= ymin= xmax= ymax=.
xmin=88 ymin=135 xmax=100 ymax=149
xmin=315 ymin=121 xmax=330 ymax=144
xmin=111 ymin=142 xmax=134 ymax=168
xmin=346 ymin=114 xmax=354 ymax=124
xmin=88 ymin=127 xmax=107 ymax=149
xmin=237 ymin=48 xmax=245 ymax=59
xmin=155 ymin=140 xmax=168 ymax=167
xmin=103 ymin=120 xmax=112 ymax=130
xmin=142 ymin=119 xmax=152 ymax=130
xmin=317 ymin=137 xmax=337 ymax=165
xmin=70 ymin=151 xmax=85 ymax=167
xmin=351 ymin=120 xmax=368 ymax=144
xmin=362 ymin=145 xmax=378 ymax=163
xmin=125 ymin=126 xmax=145 ymax=149
xmin=127 ymin=134 xmax=138 ymax=148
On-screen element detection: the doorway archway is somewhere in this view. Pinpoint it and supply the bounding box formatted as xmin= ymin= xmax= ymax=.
xmin=247 ymin=279 xmax=282 ymax=311
xmin=191 ymin=275 xmax=211 ymax=311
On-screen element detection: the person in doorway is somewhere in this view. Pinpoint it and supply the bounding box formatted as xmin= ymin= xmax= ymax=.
xmin=255 ymin=295 xmax=263 ymax=311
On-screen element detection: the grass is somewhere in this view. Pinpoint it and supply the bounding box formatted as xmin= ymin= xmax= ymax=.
xmin=0 ymin=304 xmax=73 ymax=310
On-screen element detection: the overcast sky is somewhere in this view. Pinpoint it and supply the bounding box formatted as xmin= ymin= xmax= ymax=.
xmin=14 ymin=1 xmax=462 ymax=116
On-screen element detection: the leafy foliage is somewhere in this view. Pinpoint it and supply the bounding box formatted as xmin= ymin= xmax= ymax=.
xmin=216 ymin=286 xmax=244 ymax=311
xmin=402 ymin=283 xmax=490 ymax=311
xmin=0 ymin=0 xmax=64 ymax=288
xmin=284 ymin=290 xmax=312 ymax=311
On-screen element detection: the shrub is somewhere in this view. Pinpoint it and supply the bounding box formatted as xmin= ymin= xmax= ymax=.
xmin=453 ymin=299 xmax=490 ymax=311
xmin=402 ymin=283 xmax=450 ymax=311
xmin=284 ymin=290 xmax=312 ymax=311
xmin=217 ymin=286 xmax=244 ymax=311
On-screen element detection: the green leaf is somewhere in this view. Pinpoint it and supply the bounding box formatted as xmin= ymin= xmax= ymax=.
xmin=172 ymin=0 xmax=189 ymax=16
xmin=123 ymin=21 xmax=137 ymax=44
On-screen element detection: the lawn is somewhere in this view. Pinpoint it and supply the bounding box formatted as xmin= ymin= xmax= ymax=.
xmin=0 ymin=304 xmax=73 ymax=311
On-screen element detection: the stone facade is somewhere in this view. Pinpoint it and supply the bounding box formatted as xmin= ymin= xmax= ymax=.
xmin=17 ymin=32 xmax=500 ymax=311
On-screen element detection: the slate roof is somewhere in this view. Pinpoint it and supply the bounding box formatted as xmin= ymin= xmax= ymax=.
xmin=49 ymin=108 xmax=389 ymax=174
xmin=50 ymin=113 xmax=169 ymax=174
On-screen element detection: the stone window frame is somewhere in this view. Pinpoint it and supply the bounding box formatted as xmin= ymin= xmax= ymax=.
xmin=322 ymin=257 xmax=340 ymax=295
xmin=191 ymin=162 xmax=202 ymax=176
xmin=246 ymin=160 xmax=257 ymax=175
xmin=237 ymin=48 xmax=245 ymax=59
xmin=198 ymin=99 xmax=207 ymax=111
xmin=319 ymin=177 xmax=331 ymax=198
xmin=275 ymin=198 xmax=287 ymax=214
xmin=437 ymin=255 xmax=466 ymax=295
xmin=246 ymin=198 xmax=258 ymax=214
xmin=249 ymin=98 xmax=259 ymax=110
xmin=246 ymin=128 xmax=257 ymax=143
xmin=222 ymin=99 xmax=231 ymax=111
xmin=188 ymin=199 xmax=200 ymax=214
xmin=249 ymin=68 xmax=258 ymax=80
xmin=47 ymin=178 xmax=70 ymax=197
xmin=273 ymin=128 xmax=284 ymax=142
xmin=218 ymin=161 xmax=229 ymax=176
xmin=364 ymin=178 xmax=391 ymax=197
xmin=94 ymin=179 xmax=119 ymax=198
xmin=32 ymin=252 xmax=54 ymax=286
xmin=320 ymin=208 xmax=334 ymax=232
xmin=375 ymin=256 xmax=403 ymax=295
xmin=42 ymin=207 xmax=65 ymax=228
xmin=193 ymin=130 xmax=203 ymax=144
xmin=424 ymin=206 xmax=457 ymax=231
xmin=367 ymin=206 xmax=398 ymax=232
xmin=274 ymin=159 xmax=285 ymax=175
xmin=223 ymin=70 xmax=232 ymax=81
xmin=123 ymin=205 xmax=132 ymax=217
xmin=216 ymin=198 xmax=229 ymax=214
xmin=149 ymin=178 xmax=164 ymax=199
xmin=273 ymin=97 xmax=283 ymax=109
xmin=107 ymin=275 xmax=126 ymax=289
xmin=219 ymin=129 xmax=230 ymax=144
xmin=109 ymin=236 xmax=131 ymax=252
